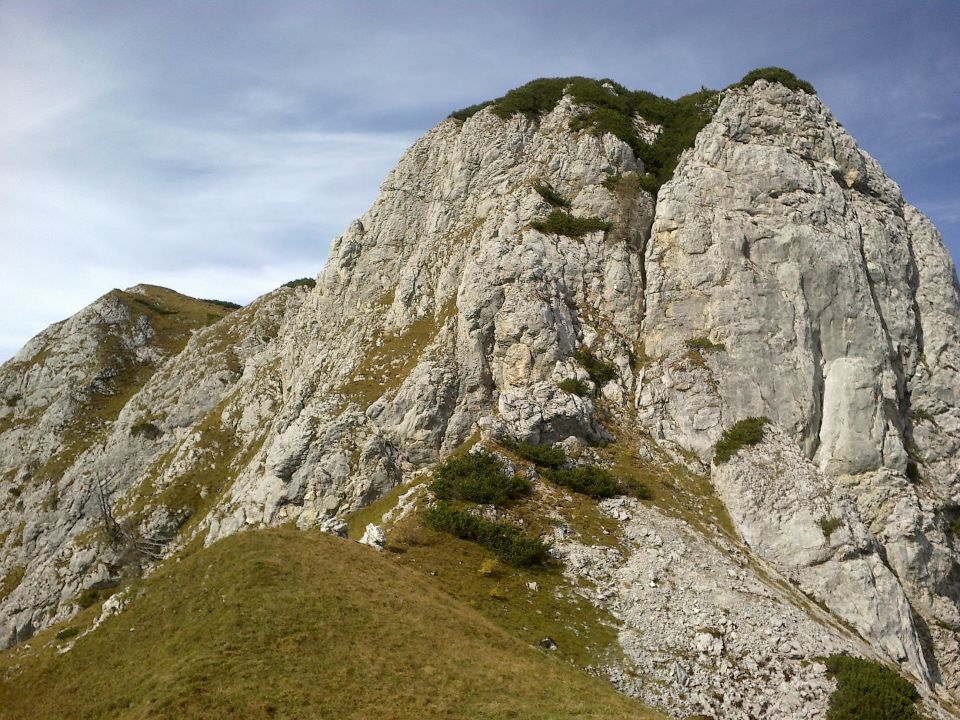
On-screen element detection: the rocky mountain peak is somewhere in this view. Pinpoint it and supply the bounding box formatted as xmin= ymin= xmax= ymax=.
xmin=2 ymin=71 xmax=960 ymax=719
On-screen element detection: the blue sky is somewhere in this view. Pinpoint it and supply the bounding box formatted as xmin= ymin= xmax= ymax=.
xmin=1 ymin=1 xmax=958 ymax=360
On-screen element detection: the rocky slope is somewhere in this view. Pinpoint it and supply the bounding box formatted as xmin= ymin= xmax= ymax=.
xmin=2 ymin=74 xmax=959 ymax=718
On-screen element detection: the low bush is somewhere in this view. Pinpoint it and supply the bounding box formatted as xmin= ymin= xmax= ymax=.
xmin=557 ymin=378 xmax=589 ymax=396
xmin=533 ymin=181 xmax=571 ymax=208
xmin=531 ymin=210 xmax=611 ymax=238
xmin=447 ymin=77 xmax=719 ymax=193
xmin=130 ymin=422 xmax=162 ymax=440
xmin=685 ymin=337 xmax=724 ymax=352
xmin=732 ymin=67 xmax=815 ymax=94
xmin=571 ymin=349 xmax=617 ymax=385
xmin=422 ymin=504 xmax=551 ymax=566
xmin=823 ymin=654 xmax=919 ymax=720
xmin=819 ymin=516 xmax=842 ymax=539
xmin=429 ymin=450 xmax=531 ymax=506
xmin=449 ymin=100 xmax=493 ymax=121
xmin=283 ymin=278 xmax=317 ymax=290
xmin=546 ymin=465 xmax=620 ymax=499
xmin=621 ymin=477 xmax=653 ymax=500
xmin=200 ymin=298 xmax=242 ymax=310
xmin=55 ymin=627 xmax=80 ymax=642
xmin=502 ymin=439 xmax=567 ymax=469
xmin=713 ymin=417 xmax=769 ymax=464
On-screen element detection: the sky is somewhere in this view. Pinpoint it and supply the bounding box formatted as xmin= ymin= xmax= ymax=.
xmin=1 ymin=1 xmax=958 ymax=361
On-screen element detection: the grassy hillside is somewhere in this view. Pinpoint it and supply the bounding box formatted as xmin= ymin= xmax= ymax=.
xmin=0 ymin=528 xmax=662 ymax=720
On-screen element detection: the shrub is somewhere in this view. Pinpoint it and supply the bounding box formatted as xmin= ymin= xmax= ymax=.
xmin=685 ymin=337 xmax=724 ymax=352
xmin=621 ymin=477 xmax=653 ymax=500
xmin=446 ymin=77 xmax=719 ymax=193
xmin=5 ymin=394 xmax=21 ymax=407
xmin=714 ymin=417 xmax=769 ymax=464
xmin=489 ymin=78 xmax=569 ymax=121
xmin=905 ymin=460 xmax=920 ymax=482
xmin=76 ymin=588 xmax=106 ymax=609
xmin=429 ymin=450 xmax=531 ymax=506
xmin=130 ymin=422 xmax=162 ymax=440
xmin=283 ymin=278 xmax=316 ymax=290
xmin=422 ymin=504 xmax=551 ymax=566
xmin=531 ymin=210 xmax=611 ymax=238
xmin=950 ymin=517 xmax=960 ymax=535
xmin=449 ymin=100 xmax=493 ymax=121
xmin=571 ymin=349 xmax=617 ymax=385
xmin=546 ymin=465 xmax=621 ymax=498
xmin=819 ymin=516 xmax=842 ymax=539
xmin=200 ymin=298 xmax=242 ymax=310
xmin=502 ymin=439 xmax=567 ymax=469
xmin=823 ymin=654 xmax=919 ymax=720
xmin=732 ymin=67 xmax=816 ymax=95
xmin=557 ymin=378 xmax=589 ymax=396
xmin=532 ymin=180 xmax=571 ymax=208
xmin=55 ymin=627 xmax=80 ymax=642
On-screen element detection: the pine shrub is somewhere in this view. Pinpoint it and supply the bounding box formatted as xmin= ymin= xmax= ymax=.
xmin=713 ymin=417 xmax=769 ymax=464
xmin=422 ymin=504 xmax=550 ymax=566
xmin=429 ymin=450 xmax=531 ymax=506
xmin=823 ymin=654 xmax=919 ymax=720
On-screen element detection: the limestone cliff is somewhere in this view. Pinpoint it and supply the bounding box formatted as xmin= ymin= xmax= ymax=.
xmin=1 ymin=75 xmax=959 ymax=719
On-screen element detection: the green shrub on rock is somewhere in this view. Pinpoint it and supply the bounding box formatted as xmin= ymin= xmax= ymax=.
xmin=546 ymin=465 xmax=620 ymax=499
xmin=557 ymin=378 xmax=589 ymax=396
xmin=823 ymin=654 xmax=919 ymax=720
xmin=422 ymin=504 xmax=550 ymax=566
xmin=531 ymin=210 xmax=610 ymax=238
xmin=732 ymin=67 xmax=815 ymax=94
xmin=713 ymin=417 xmax=769 ymax=464
xmin=429 ymin=450 xmax=531 ymax=506
xmin=502 ymin=439 xmax=567 ymax=469
xmin=571 ymin=349 xmax=617 ymax=385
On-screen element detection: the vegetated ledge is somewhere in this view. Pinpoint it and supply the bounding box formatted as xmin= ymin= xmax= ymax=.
xmin=448 ymin=68 xmax=814 ymax=193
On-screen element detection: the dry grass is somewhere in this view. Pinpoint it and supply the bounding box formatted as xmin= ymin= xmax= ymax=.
xmin=0 ymin=529 xmax=662 ymax=720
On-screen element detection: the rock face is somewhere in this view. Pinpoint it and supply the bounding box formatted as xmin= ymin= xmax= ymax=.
xmin=639 ymin=80 xmax=960 ymax=697
xmin=2 ymin=77 xmax=959 ymax=718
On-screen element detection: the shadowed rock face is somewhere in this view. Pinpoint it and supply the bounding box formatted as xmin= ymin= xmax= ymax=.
xmin=2 ymin=78 xmax=960 ymax=718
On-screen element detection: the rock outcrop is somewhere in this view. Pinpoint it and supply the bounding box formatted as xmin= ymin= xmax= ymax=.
xmin=2 ymin=76 xmax=959 ymax=718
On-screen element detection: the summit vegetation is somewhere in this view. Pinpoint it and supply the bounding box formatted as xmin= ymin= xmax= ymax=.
xmin=449 ymin=68 xmax=814 ymax=192
xmin=450 ymin=76 xmax=717 ymax=191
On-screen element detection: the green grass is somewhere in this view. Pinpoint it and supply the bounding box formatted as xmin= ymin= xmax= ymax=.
xmin=429 ymin=450 xmax=532 ymax=506
xmin=0 ymin=529 xmax=661 ymax=720
xmin=531 ymin=210 xmax=611 ymax=238
xmin=732 ymin=67 xmax=815 ymax=94
xmin=422 ymin=504 xmax=551 ymax=567
xmin=282 ymin=277 xmax=317 ymax=289
xmin=713 ymin=417 xmax=769 ymax=464
xmin=823 ymin=654 xmax=919 ymax=719
xmin=0 ymin=564 xmax=25 ymax=602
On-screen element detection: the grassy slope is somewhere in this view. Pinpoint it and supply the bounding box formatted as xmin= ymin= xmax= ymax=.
xmin=0 ymin=529 xmax=662 ymax=720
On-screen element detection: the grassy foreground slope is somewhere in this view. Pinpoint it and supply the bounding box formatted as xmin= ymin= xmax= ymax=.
xmin=0 ymin=529 xmax=661 ymax=720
